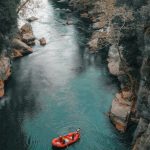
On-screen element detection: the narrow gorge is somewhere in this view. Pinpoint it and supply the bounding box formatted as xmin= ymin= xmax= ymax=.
xmin=0 ymin=0 xmax=149 ymax=150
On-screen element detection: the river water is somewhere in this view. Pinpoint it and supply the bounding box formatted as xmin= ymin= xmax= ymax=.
xmin=0 ymin=0 xmax=131 ymax=150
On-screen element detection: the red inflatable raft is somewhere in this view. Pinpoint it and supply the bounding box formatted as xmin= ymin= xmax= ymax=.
xmin=52 ymin=130 xmax=80 ymax=148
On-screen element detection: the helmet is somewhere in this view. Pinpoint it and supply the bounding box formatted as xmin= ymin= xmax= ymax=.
xmin=76 ymin=128 xmax=80 ymax=132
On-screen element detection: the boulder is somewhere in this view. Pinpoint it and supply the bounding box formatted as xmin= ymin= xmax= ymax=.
xmin=107 ymin=45 xmax=125 ymax=76
xmin=108 ymin=59 xmax=124 ymax=76
xmin=22 ymin=33 xmax=36 ymax=46
xmin=12 ymin=49 xmax=23 ymax=58
xmin=109 ymin=90 xmax=133 ymax=132
xmin=20 ymin=23 xmax=33 ymax=35
xmin=20 ymin=23 xmax=36 ymax=46
xmin=11 ymin=38 xmax=33 ymax=54
xmin=39 ymin=37 xmax=46 ymax=46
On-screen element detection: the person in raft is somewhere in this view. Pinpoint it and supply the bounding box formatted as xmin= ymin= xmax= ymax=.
xmin=59 ymin=136 xmax=65 ymax=144
xmin=72 ymin=133 xmax=75 ymax=140
xmin=72 ymin=128 xmax=80 ymax=140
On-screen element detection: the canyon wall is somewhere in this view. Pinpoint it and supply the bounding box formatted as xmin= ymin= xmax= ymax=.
xmin=61 ymin=0 xmax=150 ymax=149
xmin=0 ymin=0 xmax=37 ymax=97
xmin=0 ymin=0 xmax=20 ymax=97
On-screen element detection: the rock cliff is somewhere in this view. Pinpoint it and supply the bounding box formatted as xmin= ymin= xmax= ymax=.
xmin=0 ymin=0 xmax=45 ymax=97
xmin=62 ymin=0 xmax=150 ymax=149
xmin=0 ymin=0 xmax=20 ymax=97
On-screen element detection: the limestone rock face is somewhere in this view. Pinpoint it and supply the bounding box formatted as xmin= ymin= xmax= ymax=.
xmin=68 ymin=0 xmax=115 ymax=53
xmin=20 ymin=23 xmax=33 ymax=35
xmin=22 ymin=33 xmax=36 ymax=46
xmin=11 ymin=49 xmax=23 ymax=58
xmin=66 ymin=0 xmax=150 ymax=148
xmin=0 ymin=57 xmax=11 ymax=80
xmin=133 ymin=118 xmax=150 ymax=150
xmin=0 ymin=57 xmax=11 ymax=97
xmin=107 ymin=45 xmax=124 ymax=76
xmin=133 ymin=25 xmax=150 ymax=149
xmin=88 ymin=38 xmax=98 ymax=51
xmin=20 ymin=23 xmax=35 ymax=46
xmin=11 ymin=38 xmax=33 ymax=54
xmin=0 ymin=80 xmax=4 ymax=97
xmin=11 ymin=23 xmax=36 ymax=58
xmin=109 ymin=90 xmax=133 ymax=132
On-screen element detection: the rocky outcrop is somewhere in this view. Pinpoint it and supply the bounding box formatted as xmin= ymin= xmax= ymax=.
xmin=66 ymin=0 xmax=136 ymax=133
xmin=39 ymin=37 xmax=46 ymax=46
xmin=20 ymin=23 xmax=33 ymax=35
xmin=109 ymin=89 xmax=133 ymax=132
xmin=11 ymin=23 xmax=35 ymax=58
xmin=0 ymin=11 xmax=46 ymax=97
xmin=107 ymin=45 xmax=124 ymax=76
xmin=0 ymin=23 xmax=35 ymax=96
xmin=22 ymin=33 xmax=35 ymax=46
xmin=133 ymin=118 xmax=150 ymax=150
xmin=20 ymin=23 xmax=36 ymax=46
xmin=0 ymin=0 xmax=19 ymax=98
xmin=132 ymin=23 xmax=150 ymax=149
xmin=0 ymin=57 xmax=11 ymax=97
xmin=11 ymin=38 xmax=33 ymax=58
xmin=88 ymin=38 xmax=98 ymax=52
xmin=12 ymin=38 xmax=33 ymax=52
xmin=68 ymin=0 xmax=115 ymax=51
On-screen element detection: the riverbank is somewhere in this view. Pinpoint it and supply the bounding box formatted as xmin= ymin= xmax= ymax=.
xmin=0 ymin=17 xmax=47 ymax=98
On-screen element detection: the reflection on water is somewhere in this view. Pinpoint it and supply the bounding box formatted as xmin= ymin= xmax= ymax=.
xmin=0 ymin=0 xmax=131 ymax=150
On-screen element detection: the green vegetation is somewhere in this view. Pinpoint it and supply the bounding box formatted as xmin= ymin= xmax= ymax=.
xmin=0 ymin=0 xmax=20 ymax=51
xmin=0 ymin=0 xmax=20 ymax=34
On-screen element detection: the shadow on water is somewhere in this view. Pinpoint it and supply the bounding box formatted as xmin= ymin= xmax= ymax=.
xmin=0 ymin=103 xmax=29 ymax=150
xmin=0 ymin=60 xmax=41 ymax=150
xmin=0 ymin=99 xmax=28 ymax=150
xmin=52 ymin=146 xmax=67 ymax=150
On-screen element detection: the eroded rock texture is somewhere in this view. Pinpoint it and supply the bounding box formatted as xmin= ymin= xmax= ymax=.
xmin=63 ymin=0 xmax=150 ymax=149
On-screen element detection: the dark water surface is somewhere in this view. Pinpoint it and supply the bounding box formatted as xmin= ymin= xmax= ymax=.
xmin=0 ymin=0 xmax=131 ymax=150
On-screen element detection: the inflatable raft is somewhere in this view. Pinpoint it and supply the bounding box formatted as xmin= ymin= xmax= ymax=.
xmin=52 ymin=130 xmax=80 ymax=148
